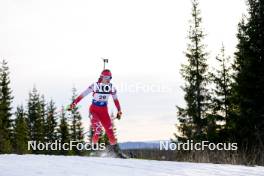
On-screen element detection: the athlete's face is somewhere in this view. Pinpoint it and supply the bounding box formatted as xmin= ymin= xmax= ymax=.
xmin=102 ymin=77 xmax=111 ymax=84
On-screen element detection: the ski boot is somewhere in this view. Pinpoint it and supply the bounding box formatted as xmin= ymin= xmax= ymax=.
xmin=107 ymin=144 xmax=128 ymax=159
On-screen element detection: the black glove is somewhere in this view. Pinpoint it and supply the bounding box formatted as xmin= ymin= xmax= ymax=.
xmin=116 ymin=111 xmax=122 ymax=120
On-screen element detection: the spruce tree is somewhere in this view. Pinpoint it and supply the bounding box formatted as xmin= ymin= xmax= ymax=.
xmin=0 ymin=60 xmax=13 ymax=153
xmin=69 ymin=87 xmax=84 ymax=154
xmin=87 ymin=123 xmax=93 ymax=143
xmin=38 ymin=95 xmax=46 ymax=142
xmin=45 ymin=99 xmax=58 ymax=154
xmin=208 ymin=45 xmax=233 ymax=141
xmin=14 ymin=106 xmax=29 ymax=154
xmin=233 ymin=0 xmax=264 ymax=150
xmin=27 ymin=87 xmax=45 ymax=153
xmin=58 ymin=106 xmax=70 ymax=155
xmin=45 ymin=99 xmax=57 ymax=142
xmin=176 ymin=0 xmax=209 ymax=141
xmin=27 ymin=87 xmax=39 ymax=141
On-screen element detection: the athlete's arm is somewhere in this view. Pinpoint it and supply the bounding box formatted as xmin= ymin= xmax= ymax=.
xmin=111 ymin=87 xmax=121 ymax=111
xmin=69 ymin=83 xmax=94 ymax=109
xmin=111 ymin=86 xmax=122 ymax=119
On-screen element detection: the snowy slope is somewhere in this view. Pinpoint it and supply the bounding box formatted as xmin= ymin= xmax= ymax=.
xmin=0 ymin=155 xmax=263 ymax=176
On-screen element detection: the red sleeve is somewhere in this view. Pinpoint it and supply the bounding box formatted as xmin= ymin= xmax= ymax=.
xmin=114 ymin=99 xmax=121 ymax=111
xmin=73 ymin=95 xmax=83 ymax=105
xmin=72 ymin=83 xmax=94 ymax=105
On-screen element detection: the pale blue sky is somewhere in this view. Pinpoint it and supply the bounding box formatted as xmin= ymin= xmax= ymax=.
xmin=1 ymin=0 xmax=247 ymax=141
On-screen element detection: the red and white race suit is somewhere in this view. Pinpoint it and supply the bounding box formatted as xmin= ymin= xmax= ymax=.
xmin=72 ymin=82 xmax=121 ymax=145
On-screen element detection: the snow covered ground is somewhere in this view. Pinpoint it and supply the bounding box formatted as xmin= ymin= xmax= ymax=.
xmin=0 ymin=154 xmax=263 ymax=176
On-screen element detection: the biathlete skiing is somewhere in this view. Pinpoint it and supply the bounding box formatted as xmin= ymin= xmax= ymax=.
xmin=68 ymin=69 xmax=127 ymax=158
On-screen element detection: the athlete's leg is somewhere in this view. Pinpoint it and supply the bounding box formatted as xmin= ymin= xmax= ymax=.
xmin=98 ymin=107 xmax=117 ymax=145
xmin=89 ymin=105 xmax=102 ymax=144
